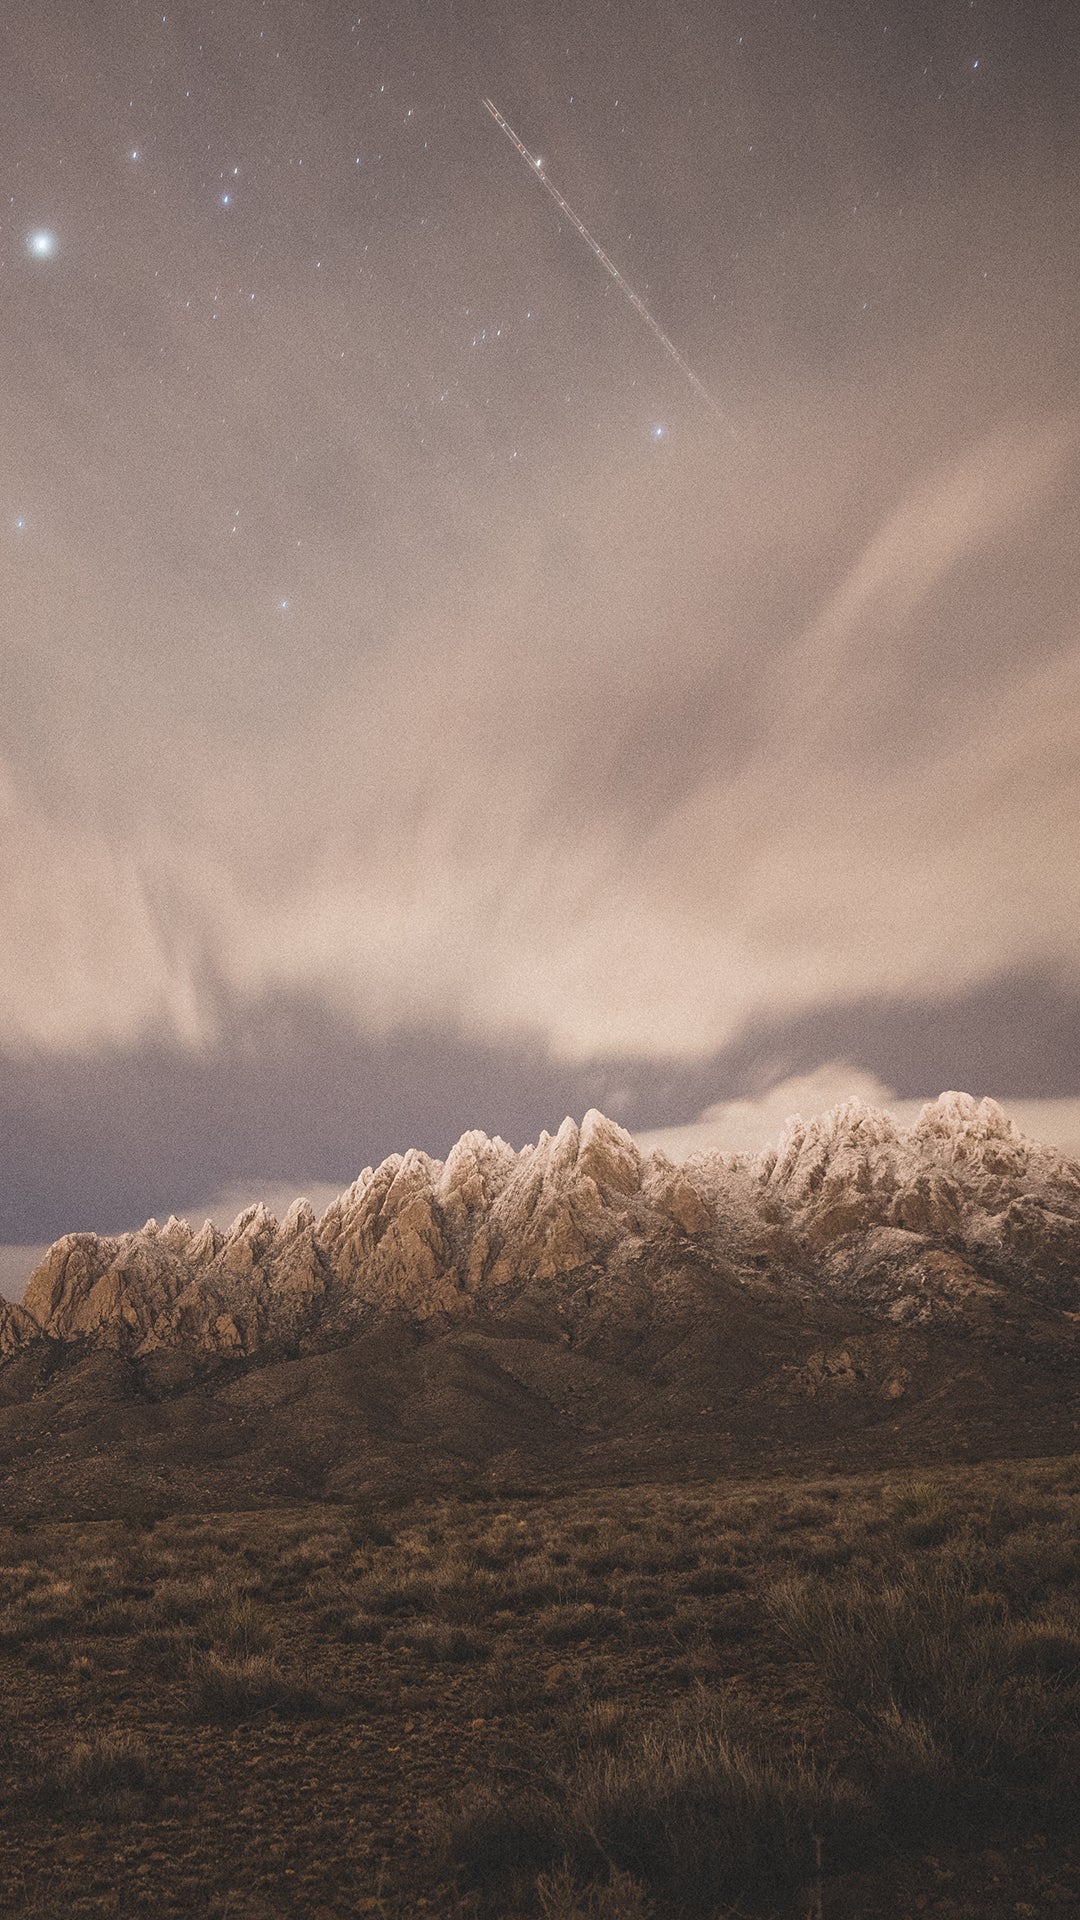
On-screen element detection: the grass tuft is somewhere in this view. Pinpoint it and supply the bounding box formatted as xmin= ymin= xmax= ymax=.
xmin=37 ymin=1731 xmax=162 ymax=1817
xmin=190 ymin=1650 xmax=328 ymax=1721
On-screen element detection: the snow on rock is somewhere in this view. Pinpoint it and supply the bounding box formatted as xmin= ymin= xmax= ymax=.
xmin=577 ymin=1109 xmax=642 ymax=1197
xmin=12 ymin=1093 xmax=1080 ymax=1357
xmin=754 ymin=1091 xmax=1078 ymax=1258
xmin=640 ymin=1150 xmax=715 ymax=1236
xmin=189 ymin=1220 xmax=223 ymax=1264
xmin=23 ymin=1229 xmax=193 ymax=1346
xmin=282 ymin=1198 xmax=316 ymax=1238
xmin=483 ymin=1112 xmax=645 ymax=1288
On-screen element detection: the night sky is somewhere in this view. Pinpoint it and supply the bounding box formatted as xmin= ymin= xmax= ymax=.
xmin=3 ymin=0 xmax=1080 ymax=1268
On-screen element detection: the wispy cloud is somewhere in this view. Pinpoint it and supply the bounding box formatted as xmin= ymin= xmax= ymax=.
xmin=5 ymin=416 xmax=1078 ymax=1070
xmin=2 ymin=17 xmax=1077 ymax=1142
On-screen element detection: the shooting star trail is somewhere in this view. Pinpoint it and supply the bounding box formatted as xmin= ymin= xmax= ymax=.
xmin=482 ymin=96 xmax=726 ymax=425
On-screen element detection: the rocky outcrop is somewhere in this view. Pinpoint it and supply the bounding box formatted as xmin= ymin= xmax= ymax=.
xmin=7 ymin=1095 xmax=1079 ymax=1363
xmin=0 ymin=1296 xmax=36 ymax=1357
xmin=751 ymin=1092 xmax=1080 ymax=1311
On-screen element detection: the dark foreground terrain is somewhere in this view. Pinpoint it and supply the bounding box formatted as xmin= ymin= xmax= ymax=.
xmin=3 ymin=1455 xmax=1080 ymax=1919
xmin=3 ymin=1099 xmax=1078 ymax=1913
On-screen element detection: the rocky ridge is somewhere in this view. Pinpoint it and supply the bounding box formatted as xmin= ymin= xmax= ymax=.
xmin=4 ymin=1093 xmax=1078 ymax=1365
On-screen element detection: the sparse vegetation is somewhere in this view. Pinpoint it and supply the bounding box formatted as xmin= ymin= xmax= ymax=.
xmin=2 ymin=1458 xmax=1080 ymax=1915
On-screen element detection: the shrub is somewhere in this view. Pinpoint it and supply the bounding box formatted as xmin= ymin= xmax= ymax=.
xmin=577 ymin=1699 xmax=633 ymax=1750
xmin=540 ymin=1604 xmax=624 ymax=1646
xmin=564 ymin=1690 xmax=867 ymax=1905
xmin=397 ymin=1620 xmax=491 ymax=1663
xmin=154 ymin=1573 xmax=223 ymax=1624
xmin=132 ymin=1626 xmax=196 ymax=1676
xmin=768 ymin=1561 xmax=1080 ymax=1834
xmin=202 ymin=1590 xmax=272 ymax=1655
xmin=335 ymin=1608 xmax=386 ymax=1645
xmin=682 ymin=1564 xmax=745 ymax=1596
xmin=992 ymin=1529 xmax=1080 ymax=1605
xmin=1007 ymin=1614 xmax=1080 ymax=1683
xmin=442 ymin=1782 xmax=560 ymax=1884
xmin=355 ymin=1572 xmax=436 ymax=1617
xmin=0 ymin=1605 xmax=32 ymax=1649
xmin=83 ymin=1598 xmax=140 ymax=1636
xmin=445 ymin=1690 xmax=869 ymax=1908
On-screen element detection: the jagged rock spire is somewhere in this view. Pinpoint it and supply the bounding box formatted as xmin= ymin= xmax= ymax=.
xmin=8 ymin=1095 xmax=1077 ymax=1360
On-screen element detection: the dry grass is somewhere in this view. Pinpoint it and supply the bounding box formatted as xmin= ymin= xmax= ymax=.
xmin=189 ymin=1648 xmax=328 ymax=1721
xmin=535 ymin=1865 xmax=654 ymax=1918
xmin=1 ymin=1456 xmax=1080 ymax=1915
xmin=35 ymin=1730 xmax=162 ymax=1819
xmin=768 ymin=1556 xmax=1080 ymax=1835
xmin=446 ymin=1689 xmax=869 ymax=1908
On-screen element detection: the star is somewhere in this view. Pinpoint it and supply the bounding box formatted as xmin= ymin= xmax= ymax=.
xmin=26 ymin=230 xmax=58 ymax=259
xmin=652 ymin=423 xmax=667 ymax=439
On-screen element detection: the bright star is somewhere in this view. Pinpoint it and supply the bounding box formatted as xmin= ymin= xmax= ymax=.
xmin=130 ymin=149 xmax=140 ymax=161
xmin=27 ymin=230 xmax=57 ymax=259
xmin=652 ymin=424 xmax=667 ymax=439
xmin=279 ymin=599 xmax=289 ymax=611
xmin=220 ymin=192 xmax=231 ymax=206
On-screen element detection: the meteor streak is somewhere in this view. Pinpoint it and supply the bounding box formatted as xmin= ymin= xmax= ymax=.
xmin=482 ymin=96 xmax=725 ymax=424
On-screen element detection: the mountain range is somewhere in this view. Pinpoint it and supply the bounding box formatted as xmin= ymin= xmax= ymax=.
xmin=2 ymin=1092 xmax=1077 ymax=1515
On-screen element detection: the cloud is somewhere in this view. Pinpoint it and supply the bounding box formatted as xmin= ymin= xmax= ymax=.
xmin=3 ymin=23 xmax=1079 ymax=1096
xmin=636 ymin=1066 xmax=1080 ymax=1163
xmin=5 ymin=415 xmax=1078 ymax=1072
